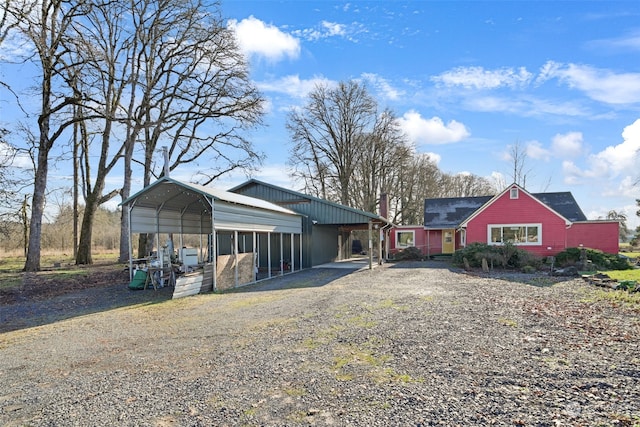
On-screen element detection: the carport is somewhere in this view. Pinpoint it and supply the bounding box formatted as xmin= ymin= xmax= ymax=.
xmin=121 ymin=177 xmax=303 ymax=296
xmin=229 ymin=179 xmax=394 ymax=269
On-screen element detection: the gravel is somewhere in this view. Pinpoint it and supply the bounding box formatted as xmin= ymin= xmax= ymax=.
xmin=1 ymin=261 xmax=639 ymax=426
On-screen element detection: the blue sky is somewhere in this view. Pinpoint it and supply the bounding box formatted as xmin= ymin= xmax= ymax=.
xmin=216 ymin=0 xmax=640 ymax=230
xmin=1 ymin=1 xmax=639 ymax=231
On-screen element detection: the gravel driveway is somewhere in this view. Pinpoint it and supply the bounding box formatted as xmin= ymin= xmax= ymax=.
xmin=1 ymin=261 xmax=639 ymax=426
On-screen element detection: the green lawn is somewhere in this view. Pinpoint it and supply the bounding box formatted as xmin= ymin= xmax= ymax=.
xmin=602 ymin=269 xmax=640 ymax=282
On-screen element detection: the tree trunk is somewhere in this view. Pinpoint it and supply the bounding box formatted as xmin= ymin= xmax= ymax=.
xmin=76 ymin=193 xmax=98 ymax=265
xmin=118 ymin=137 xmax=135 ymax=262
xmin=24 ymin=149 xmax=49 ymax=271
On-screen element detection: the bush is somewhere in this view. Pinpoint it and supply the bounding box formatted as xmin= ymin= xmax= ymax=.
xmin=396 ymin=246 xmax=424 ymax=260
xmin=452 ymin=242 xmax=541 ymax=270
xmin=554 ymin=247 xmax=632 ymax=270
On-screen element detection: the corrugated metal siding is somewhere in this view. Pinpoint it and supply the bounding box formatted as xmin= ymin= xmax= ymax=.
xmin=129 ymin=200 xmax=300 ymax=234
xmin=214 ymin=201 xmax=301 ymax=234
xmin=311 ymin=225 xmax=339 ymax=264
xmin=233 ymin=182 xmax=377 ymax=225
xmin=129 ymin=206 xmax=213 ymax=234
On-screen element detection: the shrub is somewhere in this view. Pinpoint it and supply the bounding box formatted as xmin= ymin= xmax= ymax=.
xmin=397 ymin=246 xmax=423 ymax=261
xmin=554 ymin=247 xmax=632 ymax=270
xmin=452 ymin=242 xmax=540 ymax=270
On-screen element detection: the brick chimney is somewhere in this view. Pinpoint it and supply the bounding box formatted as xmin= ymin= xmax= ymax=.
xmin=379 ymin=193 xmax=389 ymax=219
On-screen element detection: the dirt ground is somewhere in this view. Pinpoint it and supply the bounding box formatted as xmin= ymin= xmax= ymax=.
xmin=1 ymin=261 xmax=639 ymax=426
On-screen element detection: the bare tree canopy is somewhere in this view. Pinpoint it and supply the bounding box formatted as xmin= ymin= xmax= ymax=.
xmin=506 ymin=140 xmax=533 ymax=188
xmin=287 ymin=80 xmax=378 ymax=205
xmin=286 ymin=79 xmax=493 ymax=224
xmin=2 ymin=0 xmax=88 ymax=271
xmin=2 ymin=0 xmax=265 ymax=267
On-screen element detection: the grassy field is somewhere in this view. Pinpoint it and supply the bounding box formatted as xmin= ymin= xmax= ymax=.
xmin=0 ymin=251 xmax=122 ymax=291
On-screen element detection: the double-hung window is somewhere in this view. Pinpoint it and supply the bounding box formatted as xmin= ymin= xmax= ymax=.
xmin=488 ymin=224 xmax=541 ymax=246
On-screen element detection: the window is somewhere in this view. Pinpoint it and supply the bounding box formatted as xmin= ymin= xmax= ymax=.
xmin=396 ymin=230 xmax=415 ymax=248
xmin=488 ymin=224 xmax=541 ymax=246
xmin=510 ymin=187 xmax=519 ymax=199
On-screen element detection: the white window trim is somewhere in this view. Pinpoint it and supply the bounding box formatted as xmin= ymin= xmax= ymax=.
xmin=396 ymin=230 xmax=415 ymax=248
xmin=487 ymin=223 xmax=542 ymax=246
xmin=510 ymin=187 xmax=519 ymax=199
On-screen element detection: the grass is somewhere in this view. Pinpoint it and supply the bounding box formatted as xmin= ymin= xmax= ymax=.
xmin=584 ymin=289 xmax=640 ymax=309
xmin=0 ymin=250 xmax=124 ymax=291
xmin=498 ymin=317 xmax=518 ymax=327
xmin=601 ymin=269 xmax=640 ymax=282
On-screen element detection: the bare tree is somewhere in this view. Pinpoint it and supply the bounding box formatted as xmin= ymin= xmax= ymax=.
xmin=442 ymin=173 xmax=494 ymax=198
xmin=287 ymin=80 xmax=377 ymax=205
xmin=0 ymin=130 xmax=30 ymax=238
xmin=113 ymin=0 xmax=265 ymax=261
xmin=4 ymin=0 xmax=87 ymax=271
xmin=350 ymin=109 xmax=411 ymax=213
xmin=390 ymin=153 xmax=443 ymax=225
xmin=24 ymin=0 xmax=267 ymax=264
xmin=507 ymin=140 xmax=532 ymax=188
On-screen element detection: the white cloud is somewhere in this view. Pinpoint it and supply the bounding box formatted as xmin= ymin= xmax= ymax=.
xmin=490 ymin=171 xmax=507 ymax=190
xmin=397 ymin=111 xmax=470 ymax=145
xmin=257 ymin=75 xmax=335 ymax=98
xmin=321 ymin=21 xmax=346 ymax=37
xmin=587 ymin=30 xmax=640 ymax=52
xmin=361 ymin=73 xmax=403 ymax=101
xmin=431 ymin=66 xmax=533 ymax=90
xmin=563 ymin=119 xmax=640 ymax=183
xmin=228 ymin=16 xmax=300 ymax=62
xmin=538 ymin=61 xmax=640 ymax=105
xmin=292 ymin=20 xmax=365 ymax=42
xmin=526 ymin=140 xmax=551 ymax=161
xmin=613 ymin=176 xmax=640 ymax=199
xmin=551 ymin=132 xmax=584 ymax=158
xmin=463 ymin=95 xmax=588 ymax=117
xmin=594 ymin=119 xmax=640 ymax=172
xmin=422 ymin=152 xmax=442 ymax=165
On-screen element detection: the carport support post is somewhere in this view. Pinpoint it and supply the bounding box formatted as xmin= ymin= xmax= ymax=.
xmin=267 ymin=233 xmax=272 ymax=279
xmin=234 ymin=230 xmax=239 ymax=287
xmin=378 ymin=226 xmax=383 ymax=265
xmin=127 ymin=204 xmax=134 ymax=281
xmin=209 ymin=198 xmax=216 ymax=292
xmin=290 ymin=233 xmax=294 ymax=272
xmin=299 ymin=234 xmax=302 ymax=271
xmin=280 ymin=232 xmax=284 ymax=275
xmin=368 ymin=221 xmax=373 ymax=270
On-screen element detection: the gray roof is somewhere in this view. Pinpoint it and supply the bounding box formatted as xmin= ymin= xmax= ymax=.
xmin=229 ymin=179 xmax=391 ymax=225
xmin=531 ymin=192 xmax=587 ymax=222
xmin=121 ymin=177 xmax=298 ymax=216
xmin=424 ymin=196 xmax=492 ymax=229
xmin=424 ymin=191 xmax=587 ymax=228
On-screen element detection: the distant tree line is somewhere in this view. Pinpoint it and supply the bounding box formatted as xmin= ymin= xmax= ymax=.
xmin=0 ymin=206 xmax=121 ymax=255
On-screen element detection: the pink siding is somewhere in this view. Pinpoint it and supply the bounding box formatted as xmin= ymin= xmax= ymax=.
xmin=566 ymin=222 xmax=619 ymax=254
xmin=465 ymin=188 xmax=568 ymax=257
xmin=427 ymin=229 xmax=443 ymax=255
xmin=391 ymin=185 xmax=619 ymax=258
xmin=389 ymin=226 xmax=427 ymax=256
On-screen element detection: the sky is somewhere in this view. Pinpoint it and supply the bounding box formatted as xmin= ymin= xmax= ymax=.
xmin=214 ymin=0 xmax=640 ymax=231
xmin=1 ymin=1 xmax=640 ymax=232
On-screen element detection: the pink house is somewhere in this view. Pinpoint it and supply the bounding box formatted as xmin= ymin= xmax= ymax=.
xmin=389 ymin=183 xmax=619 ymax=258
